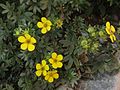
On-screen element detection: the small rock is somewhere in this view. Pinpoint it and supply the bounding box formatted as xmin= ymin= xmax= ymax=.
xmin=56 ymin=85 xmax=73 ymax=90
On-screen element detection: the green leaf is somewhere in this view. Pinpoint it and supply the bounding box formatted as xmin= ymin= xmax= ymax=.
xmin=18 ymin=78 xmax=24 ymax=87
xmin=3 ymin=84 xmax=14 ymax=90
xmin=2 ymin=9 xmax=9 ymax=14
xmin=7 ymin=12 xmax=12 ymax=19
xmin=73 ymin=56 xmax=80 ymax=69
xmin=6 ymin=2 xmax=10 ymax=8
xmin=32 ymin=0 xmax=37 ymax=3
xmin=0 ymin=4 xmax=8 ymax=9
xmin=20 ymin=73 xmax=26 ymax=76
xmin=65 ymin=56 xmax=73 ymax=70
xmin=24 ymin=12 xmax=33 ymax=17
xmin=19 ymin=0 xmax=24 ymax=4
xmin=59 ymin=40 xmax=71 ymax=47
xmin=40 ymin=0 xmax=48 ymax=10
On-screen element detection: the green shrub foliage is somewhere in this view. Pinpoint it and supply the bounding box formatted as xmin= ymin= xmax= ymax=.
xmin=0 ymin=0 xmax=120 ymax=90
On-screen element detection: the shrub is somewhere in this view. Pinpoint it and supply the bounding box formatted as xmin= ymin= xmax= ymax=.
xmin=0 ymin=0 xmax=120 ymax=90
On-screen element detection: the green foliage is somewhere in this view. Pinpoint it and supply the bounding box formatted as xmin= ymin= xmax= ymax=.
xmin=0 ymin=0 xmax=120 ymax=90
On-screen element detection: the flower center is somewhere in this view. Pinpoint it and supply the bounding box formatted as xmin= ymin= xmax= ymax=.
xmin=44 ymin=23 xmax=48 ymax=28
xmin=54 ymin=59 xmax=57 ymax=63
xmin=57 ymin=22 xmax=60 ymax=25
xmin=49 ymin=73 xmax=53 ymax=77
xmin=41 ymin=67 xmax=45 ymax=71
xmin=110 ymin=29 xmax=114 ymax=35
xmin=57 ymin=20 xmax=62 ymax=27
xmin=26 ymin=39 xmax=31 ymax=43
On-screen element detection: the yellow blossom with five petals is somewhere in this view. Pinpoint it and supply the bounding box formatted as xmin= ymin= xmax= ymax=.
xmin=18 ymin=34 xmax=36 ymax=51
xmin=56 ymin=19 xmax=63 ymax=28
xmin=49 ymin=52 xmax=63 ymax=69
xmin=35 ymin=60 xmax=49 ymax=77
xmin=45 ymin=70 xmax=59 ymax=83
xmin=106 ymin=21 xmax=116 ymax=43
xmin=37 ymin=17 xmax=52 ymax=34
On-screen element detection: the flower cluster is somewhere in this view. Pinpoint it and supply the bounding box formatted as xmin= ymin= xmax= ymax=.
xmin=17 ymin=17 xmax=63 ymax=52
xmin=35 ymin=52 xmax=63 ymax=83
xmin=37 ymin=17 xmax=63 ymax=34
xmin=106 ymin=22 xmax=116 ymax=43
xmin=80 ymin=39 xmax=90 ymax=49
xmin=16 ymin=17 xmax=117 ymax=84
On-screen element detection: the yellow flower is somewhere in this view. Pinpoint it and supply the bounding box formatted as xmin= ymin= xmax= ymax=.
xmin=45 ymin=70 xmax=59 ymax=83
xmin=18 ymin=34 xmax=36 ymax=51
xmin=56 ymin=19 xmax=63 ymax=28
xmin=49 ymin=52 xmax=63 ymax=69
xmin=106 ymin=21 xmax=116 ymax=42
xmin=35 ymin=60 xmax=49 ymax=77
xmin=37 ymin=17 xmax=52 ymax=34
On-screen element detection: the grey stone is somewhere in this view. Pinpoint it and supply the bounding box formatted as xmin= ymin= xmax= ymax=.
xmin=77 ymin=74 xmax=116 ymax=90
xmin=56 ymin=85 xmax=73 ymax=90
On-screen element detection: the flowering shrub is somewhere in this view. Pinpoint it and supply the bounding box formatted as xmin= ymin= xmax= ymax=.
xmin=0 ymin=0 xmax=120 ymax=90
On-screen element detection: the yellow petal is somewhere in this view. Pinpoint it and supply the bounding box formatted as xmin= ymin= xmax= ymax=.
xmin=47 ymin=71 xmax=51 ymax=75
xmin=41 ymin=28 xmax=47 ymax=34
xmin=47 ymin=20 xmax=52 ymax=26
xmin=48 ymin=77 xmax=54 ymax=83
xmin=110 ymin=35 xmax=114 ymax=43
xmin=45 ymin=65 xmax=49 ymax=70
xmin=56 ymin=55 xmax=63 ymax=61
xmin=53 ymin=73 xmax=59 ymax=79
xmin=53 ymin=70 xmax=57 ymax=73
xmin=18 ymin=36 xmax=26 ymax=43
xmin=42 ymin=60 xmax=46 ymax=66
xmin=36 ymin=63 xmax=41 ymax=70
xmin=41 ymin=17 xmax=47 ymax=22
xmin=52 ymin=52 xmax=57 ymax=59
xmin=43 ymin=70 xmax=47 ymax=76
xmin=30 ymin=37 xmax=36 ymax=44
xmin=28 ymin=44 xmax=35 ymax=51
xmin=52 ymin=63 xmax=58 ymax=69
xmin=111 ymin=25 xmax=115 ymax=33
xmin=51 ymin=70 xmax=57 ymax=74
xmin=20 ymin=43 xmax=28 ymax=50
xmin=106 ymin=22 xmax=110 ymax=29
xmin=106 ymin=28 xmax=111 ymax=35
xmin=37 ymin=22 xmax=43 ymax=28
xmin=49 ymin=58 xmax=54 ymax=64
xmin=45 ymin=75 xmax=49 ymax=80
xmin=24 ymin=34 xmax=31 ymax=40
xmin=35 ymin=70 xmax=42 ymax=77
xmin=112 ymin=34 xmax=116 ymax=41
xmin=57 ymin=62 xmax=63 ymax=68
xmin=46 ymin=26 xmax=51 ymax=31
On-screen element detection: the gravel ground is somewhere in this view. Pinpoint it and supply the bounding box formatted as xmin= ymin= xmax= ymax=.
xmin=81 ymin=74 xmax=115 ymax=90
